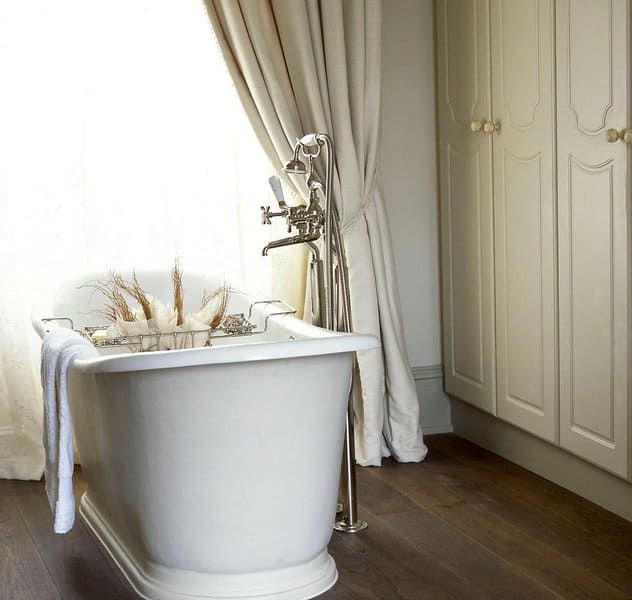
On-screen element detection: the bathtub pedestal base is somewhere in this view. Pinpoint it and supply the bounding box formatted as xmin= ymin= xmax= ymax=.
xmin=79 ymin=493 xmax=338 ymax=600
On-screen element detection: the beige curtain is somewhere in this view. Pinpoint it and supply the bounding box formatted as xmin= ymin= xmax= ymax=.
xmin=205 ymin=0 xmax=427 ymax=465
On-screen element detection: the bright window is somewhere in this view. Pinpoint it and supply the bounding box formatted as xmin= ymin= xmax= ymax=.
xmin=0 ymin=0 xmax=301 ymax=290
xmin=0 ymin=0 xmax=304 ymax=475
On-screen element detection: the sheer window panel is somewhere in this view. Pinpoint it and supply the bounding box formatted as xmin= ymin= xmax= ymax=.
xmin=0 ymin=0 xmax=305 ymax=479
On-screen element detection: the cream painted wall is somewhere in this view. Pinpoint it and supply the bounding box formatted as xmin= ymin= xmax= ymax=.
xmin=381 ymin=1 xmax=450 ymax=433
xmin=381 ymin=0 xmax=441 ymax=369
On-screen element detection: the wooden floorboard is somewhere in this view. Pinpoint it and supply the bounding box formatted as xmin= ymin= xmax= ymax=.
xmin=7 ymin=479 xmax=137 ymax=600
xmin=332 ymin=503 xmax=490 ymax=600
xmin=369 ymin=454 xmax=627 ymax=598
xmin=353 ymin=470 xmax=561 ymax=600
xmin=427 ymin=436 xmax=632 ymax=595
xmin=0 ymin=480 xmax=62 ymax=600
xmin=430 ymin=435 xmax=632 ymax=559
xmin=1 ymin=435 xmax=631 ymax=600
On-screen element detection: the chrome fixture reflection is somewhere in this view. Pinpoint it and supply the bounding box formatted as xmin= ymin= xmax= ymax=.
xmin=261 ymin=133 xmax=367 ymax=534
xmin=306 ymin=155 xmax=324 ymax=191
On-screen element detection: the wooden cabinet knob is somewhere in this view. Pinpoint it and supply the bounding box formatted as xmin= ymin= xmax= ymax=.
xmin=470 ymin=120 xmax=485 ymax=133
xmin=483 ymin=120 xmax=500 ymax=134
xmin=605 ymin=128 xmax=632 ymax=143
xmin=606 ymin=128 xmax=623 ymax=143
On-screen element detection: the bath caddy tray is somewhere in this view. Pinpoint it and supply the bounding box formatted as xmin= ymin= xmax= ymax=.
xmin=41 ymin=299 xmax=296 ymax=352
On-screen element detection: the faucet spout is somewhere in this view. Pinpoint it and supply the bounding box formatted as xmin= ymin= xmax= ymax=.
xmin=261 ymin=232 xmax=320 ymax=256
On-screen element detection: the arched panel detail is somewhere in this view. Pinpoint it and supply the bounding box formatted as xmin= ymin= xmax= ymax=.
xmin=445 ymin=0 xmax=480 ymax=124
xmin=499 ymin=0 xmax=541 ymax=129
xmin=568 ymin=0 xmax=614 ymax=134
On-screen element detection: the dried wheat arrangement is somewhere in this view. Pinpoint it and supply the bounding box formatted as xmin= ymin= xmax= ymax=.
xmin=82 ymin=261 xmax=230 ymax=351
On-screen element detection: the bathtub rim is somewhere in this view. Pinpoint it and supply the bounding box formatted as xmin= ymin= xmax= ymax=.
xmin=32 ymin=308 xmax=379 ymax=374
xmin=39 ymin=330 xmax=377 ymax=374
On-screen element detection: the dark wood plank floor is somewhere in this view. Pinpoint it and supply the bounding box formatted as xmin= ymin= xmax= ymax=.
xmin=2 ymin=434 xmax=631 ymax=599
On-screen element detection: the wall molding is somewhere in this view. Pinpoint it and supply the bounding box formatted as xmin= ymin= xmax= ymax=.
xmin=412 ymin=363 xmax=452 ymax=434
xmin=412 ymin=364 xmax=443 ymax=381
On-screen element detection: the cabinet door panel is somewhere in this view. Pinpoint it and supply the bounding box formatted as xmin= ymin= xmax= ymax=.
xmin=449 ymin=146 xmax=486 ymax=385
xmin=491 ymin=0 xmax=557 ymax=441
xmin=437 ymin=0 xmax=495 ymax=413
xmin=557 ymin=0 xmax=629 ymax=477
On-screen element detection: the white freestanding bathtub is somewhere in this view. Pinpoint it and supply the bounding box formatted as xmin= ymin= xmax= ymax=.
xmin=32 ymin=271 xmax=378 ymax=600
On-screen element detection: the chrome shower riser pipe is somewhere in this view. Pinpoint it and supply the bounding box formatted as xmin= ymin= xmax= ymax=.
xmin=330 ymin=207 xmax=366 ymax=533
xmin=264 ymin=132 xmax=366 ymax=533
xmin=307 ymin=135 xmax=365 ymax=533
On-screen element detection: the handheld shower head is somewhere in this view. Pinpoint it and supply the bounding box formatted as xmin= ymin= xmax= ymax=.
xmin=306 ymin=155 xmax=324 ymax=190
xmin=283 ymin=144 xmax=307 ymax=174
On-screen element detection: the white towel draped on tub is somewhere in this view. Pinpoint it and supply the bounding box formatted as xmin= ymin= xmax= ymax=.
xmin=41 ymin=328 xmax=97 ymax=533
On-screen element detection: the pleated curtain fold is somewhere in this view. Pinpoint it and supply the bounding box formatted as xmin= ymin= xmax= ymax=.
xmin=204 ymin=0 xmax=427 ymax=465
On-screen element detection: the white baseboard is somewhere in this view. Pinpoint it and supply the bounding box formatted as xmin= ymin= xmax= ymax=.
xmin=411 ymin=365 xmax=444 ymax=380
xmin=411 ymin=364 xmax=453 ymax=435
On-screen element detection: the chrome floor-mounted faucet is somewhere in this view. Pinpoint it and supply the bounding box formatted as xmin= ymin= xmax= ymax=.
xmin=260 ymin=133 xmax=367 ymax=535
xmin=261 ymin=171 xmax=327 ymax=326
xmin=261 ymin=186 xmax=325 ymax=255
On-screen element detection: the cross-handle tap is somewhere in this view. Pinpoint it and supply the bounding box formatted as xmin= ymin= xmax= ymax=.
xmin=261 ymin=203 xmax=317 ymax=233
xmin=260 ymin=205 xmax=287 ymax=225
xmin=261 ymin=175 xmax=291 ymax=225
xmin=262 ymin=177 xmax=325 ymax=233
xmin=261 ymin=175 xmax=326 ymax=257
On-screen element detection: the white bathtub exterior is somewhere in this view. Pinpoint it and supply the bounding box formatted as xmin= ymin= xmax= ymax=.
xmin=34 ymin=272 xmax=378 ymax=600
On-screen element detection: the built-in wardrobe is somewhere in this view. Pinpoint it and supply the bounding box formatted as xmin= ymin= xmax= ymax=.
xmin=437 ymin=0 xmax=631 ymax=480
